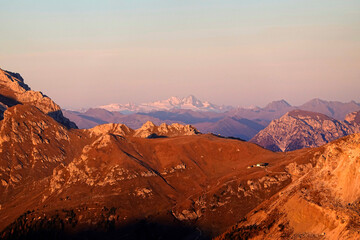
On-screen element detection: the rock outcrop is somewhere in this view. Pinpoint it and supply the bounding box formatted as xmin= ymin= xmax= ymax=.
xmin=86 ymin=123 xmax=134 ymax=137
xmin=250 ymin=110 xmax=360 ymax=151
xmin=84 ymin=121 xmax=199 ymax=139
xmin=345 ymin=110 xmax=360 ymax=125
xmin=133 ymin=121 xmax=199 ymax=138
xmin=0 ymin=68 xmax=76 ymax=128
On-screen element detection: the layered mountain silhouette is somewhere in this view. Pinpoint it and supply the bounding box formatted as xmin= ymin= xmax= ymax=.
xmin=1 ymin=68 xmax=360 ymax=240
xmin=63 ymin=108 xmax=268 ymax=140
xmin=228 ymin=98 xmax=360 ymax=121
xmin=64 ymin=98 xmax=360 ymax=141
xmin=250 ymin=110 xmax=360 ymax=152
xmin=298 ymin=98 xmax=360 ymax=120
xmin=227 ymin=99 xmax=294 ymax=121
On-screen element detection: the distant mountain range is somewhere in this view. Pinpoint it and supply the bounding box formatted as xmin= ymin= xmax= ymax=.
xmin=64 ymin=97 xmax=360 ymax=141
xmin=228 ymin=98 xmax=360 ymax=121
xmin=97 ymin=96 xmax=360 ymax=120
xmin=99 ymin=95 xmax=232 ymax=113
xmin=63 ymin=108 xmax=269 ymax=140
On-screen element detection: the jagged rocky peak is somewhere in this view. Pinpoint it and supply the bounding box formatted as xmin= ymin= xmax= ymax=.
xmin=0 ymin=68 xmax=30 ymax=92
xmin=140 ymin=120 xmax=156 ymax=130
xmin=182 ymin=94 xmax=204 ymax=107
xmin=85 ymin=120 xmax=200 ymax=138
xmin=250 ymin=109 xmax=359 ymax=152
xmin=87 ymin=123 xmax=134 ymax=137
xmin=0 ymin=68 xmax=76 ymax=128
xmin=345 ymin=110 xmax=360 ymax=125
xmin=134 ymin=121 xmax=200 ymax=138
xmin=98 ymin=95 xmax=229 ymax=113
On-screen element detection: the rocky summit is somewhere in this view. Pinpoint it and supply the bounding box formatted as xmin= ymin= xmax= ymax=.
xmin=0 ymin=68 xmax=76 ymax=128
xmin=250 ymin=109 xmax=360 ymax=152
xmin=0 ymin=68 xmax=360 ymax=240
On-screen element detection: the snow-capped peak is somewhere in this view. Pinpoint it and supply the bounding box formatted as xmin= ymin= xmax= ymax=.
xmin=98 ymin=95 xmax=231 ymax=114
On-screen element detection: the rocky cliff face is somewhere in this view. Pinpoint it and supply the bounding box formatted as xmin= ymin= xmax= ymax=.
xmin=218 ymin=133 xmax=360 ymax=240
xmin=0 ymin=104 xmax=78 ymax=189
xmin=250 ymin=110 xmax=360 ymax=152
xmin=0 ymin=68 xmax=76 ymax=128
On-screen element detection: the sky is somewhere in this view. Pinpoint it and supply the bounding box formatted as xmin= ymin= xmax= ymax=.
xmin=1 ymin=0 xmax=359 ymax=109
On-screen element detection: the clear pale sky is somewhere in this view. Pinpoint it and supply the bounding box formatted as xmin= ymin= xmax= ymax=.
xmin=1 ymin=0 xmax=359 ymax=109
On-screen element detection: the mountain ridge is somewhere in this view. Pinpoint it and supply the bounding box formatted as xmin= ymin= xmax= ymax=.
xmin=250 ymin=109 xmax=360 ymax=152
xmin=0 ymin=68 xmax=76 ymax=128
xmin=96 ymin=97 xmax=360 ymax=121
xmin=65 ymin=98 xmax=360 ymax=141
xmin=218 ymin=133 xmax=360 ymax=239
xmin=1 ymin=67 xmax=360 ymax=239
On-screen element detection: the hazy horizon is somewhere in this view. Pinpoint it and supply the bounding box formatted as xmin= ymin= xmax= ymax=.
xmin=1 ymin=0 xmax=359 ymax=109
